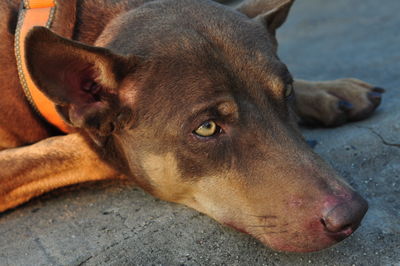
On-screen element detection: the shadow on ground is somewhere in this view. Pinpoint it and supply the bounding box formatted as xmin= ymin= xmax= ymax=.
xmin=1 ymin=0 xmax=399 ymax=265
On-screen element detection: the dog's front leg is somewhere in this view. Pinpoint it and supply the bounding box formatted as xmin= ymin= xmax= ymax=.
xmin=292 ymin=78 xmax=385 ymax=127
xmin=0 ymin=133 xmax=124 ymax=212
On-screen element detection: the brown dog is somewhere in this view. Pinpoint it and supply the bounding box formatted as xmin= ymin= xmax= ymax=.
xmin=0 ymin=0 xmax=384 ymax=252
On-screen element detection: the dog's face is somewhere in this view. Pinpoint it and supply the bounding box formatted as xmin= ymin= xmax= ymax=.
xmin=26 ymin=0 xmax=367 ymax=252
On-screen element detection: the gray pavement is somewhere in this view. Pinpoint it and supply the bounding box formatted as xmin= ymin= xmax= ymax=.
xmin=1 ymin=0 xmax=399 ymax=265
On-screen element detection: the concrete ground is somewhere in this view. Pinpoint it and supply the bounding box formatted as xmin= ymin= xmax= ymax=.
xmin=1 ymin=0 xmax=399 ymax=265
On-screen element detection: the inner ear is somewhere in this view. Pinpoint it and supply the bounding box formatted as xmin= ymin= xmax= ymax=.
xmin=43 ymin=54 xmax=107 ymax=105
xmin=25 ymin=27 xmax=137 ymax=132
xmin=25 ymin=27 xmax=131 ymax=104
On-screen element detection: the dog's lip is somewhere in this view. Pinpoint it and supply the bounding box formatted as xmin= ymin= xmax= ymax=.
xmin=223 ymin=221 xmax=250 ymax=235
xmin=222 ymin=218 xmax=359 ymax=252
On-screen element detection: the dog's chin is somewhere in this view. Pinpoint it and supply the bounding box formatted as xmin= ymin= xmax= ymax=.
xmin=258 ymin=233 xmax=350 ymax=253
xmin=224 ymin=221 xmax=358 ymax=253
xmin=260 ymin=236 xmax=342 ymax=253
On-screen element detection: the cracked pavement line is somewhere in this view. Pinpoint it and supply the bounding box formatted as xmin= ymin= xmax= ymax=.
xmin=357 ymin=126 xmax=400 ymax=149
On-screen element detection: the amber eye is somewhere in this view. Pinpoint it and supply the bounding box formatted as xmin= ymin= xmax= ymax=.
xmin=194 ymin=121 xmax=220 ymax=137
xmin=285 ymin=83 xmax=294 ymax=98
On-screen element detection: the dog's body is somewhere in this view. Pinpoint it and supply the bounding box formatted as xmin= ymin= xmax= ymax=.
xmin=0 ymin=0 xmax=384 ymax=252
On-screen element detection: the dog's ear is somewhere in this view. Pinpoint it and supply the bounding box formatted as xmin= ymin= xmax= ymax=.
xmin=25 ymin=27 xmax=137 ymax=136
xmin=237 ymin=0 xmax=294 ymax=35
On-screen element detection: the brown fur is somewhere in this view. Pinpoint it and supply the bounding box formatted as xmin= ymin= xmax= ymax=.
xmin=0 ymin=0 xmax=383 ymax=252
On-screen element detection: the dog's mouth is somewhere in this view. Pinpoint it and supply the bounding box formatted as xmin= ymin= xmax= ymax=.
xmin=169 ymin=136 xmax=369 ymax=254
xmin=225 ymin=221 xmax=359 ymax=253
xmin=219 ymin=195 xmax=367 ymax=253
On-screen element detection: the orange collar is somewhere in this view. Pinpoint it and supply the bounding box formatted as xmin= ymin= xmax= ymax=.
xmin=15 ymin=0 xmax=72 ymax=133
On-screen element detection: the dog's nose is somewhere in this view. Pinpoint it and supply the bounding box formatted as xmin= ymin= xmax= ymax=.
xmin=321 ymin=194 xmax=368 ymax=234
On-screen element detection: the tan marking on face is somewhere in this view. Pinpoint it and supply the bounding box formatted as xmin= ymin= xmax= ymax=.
xmin=217 ymin=101 xmax=238 ymax=118
xmin=184 ymin=172 xmax=255 ymax=224
xmin=268 ymin=75 xmax=286 ymax=97
xmin=142 ymin=153 xmax=193 ymax=202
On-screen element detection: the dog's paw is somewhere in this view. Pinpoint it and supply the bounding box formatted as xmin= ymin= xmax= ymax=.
xmin=293 ymin=78 xmax=385 ymax=127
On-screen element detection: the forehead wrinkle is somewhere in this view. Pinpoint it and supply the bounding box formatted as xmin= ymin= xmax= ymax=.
xmin=230 ymin=58 xmax=290 ymax=104
xmin=189 ymin=93 xmax=235 ymax=114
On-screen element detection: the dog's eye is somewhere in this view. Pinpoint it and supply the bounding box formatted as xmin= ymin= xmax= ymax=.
xmin=194 ymin=121 xmax=221 ymax=137
xmin=284 ymin=83 xmax=294 ymax=98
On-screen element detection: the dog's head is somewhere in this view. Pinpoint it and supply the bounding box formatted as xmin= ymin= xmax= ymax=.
xmin=25 ymin=0 xmax=367 ymax=252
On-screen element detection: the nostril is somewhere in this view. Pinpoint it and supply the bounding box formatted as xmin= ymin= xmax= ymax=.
xmin=320 ymin=217 xmax=353 ymax=233
xmin=320 ymin=218 xmax=327 ymax=228
xmin=321 ymin=215 xmax=352 ymax=233
xmin=321 ymin=195 xmax=368 ymax=234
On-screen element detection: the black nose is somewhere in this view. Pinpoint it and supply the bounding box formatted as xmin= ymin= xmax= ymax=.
xmin=321 ymin=194 xmax=368 ymax=234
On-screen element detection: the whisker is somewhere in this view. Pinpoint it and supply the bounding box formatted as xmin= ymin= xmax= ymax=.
xmin=246 ymin=214 xmax=278 ymax=219
xmin=262 ymin=230 xmax=288 ymax=235
xmin=247 ymin=225 xmax=277 ymax=228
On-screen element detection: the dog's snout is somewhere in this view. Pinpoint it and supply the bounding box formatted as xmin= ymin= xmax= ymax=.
xmin=321 ymin=194 xmax=368 ymax=234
